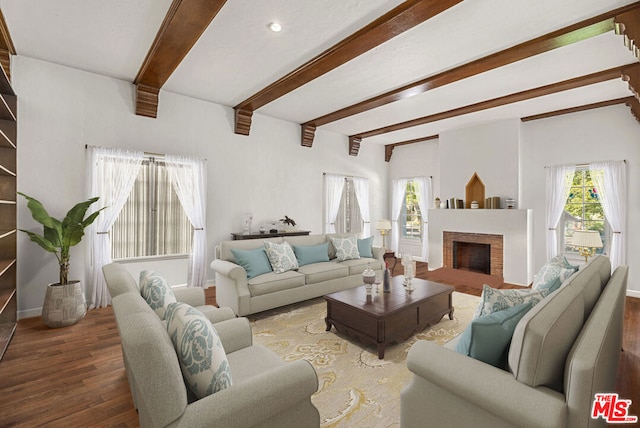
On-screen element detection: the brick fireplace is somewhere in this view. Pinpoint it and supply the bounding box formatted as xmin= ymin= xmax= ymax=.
xmin=443 ymin=231 xmax=503 ymax=277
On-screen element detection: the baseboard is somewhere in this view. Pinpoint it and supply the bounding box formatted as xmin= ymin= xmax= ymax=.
xmin=18 ymin=307 xmax=42 ymax=320
xmin=627 ymin=289 xmax=640 ymax=299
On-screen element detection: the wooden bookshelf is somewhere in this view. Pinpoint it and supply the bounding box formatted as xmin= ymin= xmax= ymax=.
xmin=0 ymin=62 xmax=16 ymax=360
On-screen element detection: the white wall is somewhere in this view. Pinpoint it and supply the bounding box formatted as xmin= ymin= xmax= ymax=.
xmin=14 ymin=56 xmax=389 ymax=317
xmin=440 ymin=119 xmax=520 ymax=206
xmin=520 ymin=104 xmax=640 ymax=296
xmin=388 ymin=140 xmax=439 ymax=259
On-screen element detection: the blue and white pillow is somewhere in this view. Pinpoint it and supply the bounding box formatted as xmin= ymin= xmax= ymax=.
xmin=264 ymin=241 xmax=299 ymax=273
xmin=139 ymin=270 xmax=177 ymax=320
xmin=533 ymin=256 xmax=578 ymax=295
xmin=330 ymin=236 xmax=361 ymax=261
xmin=165 ymin=302 xmax=232 ymax=399
xmin=473 ymin=285 xmax=545 ymax=319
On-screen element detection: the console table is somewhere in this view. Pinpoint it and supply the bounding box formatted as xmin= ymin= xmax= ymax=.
xmin=231 ymin=230 xmax=311 ymax=240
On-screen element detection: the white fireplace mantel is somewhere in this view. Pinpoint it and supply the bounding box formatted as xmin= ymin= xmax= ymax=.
xmin=428 ymin=209 xmax=533 ymax=286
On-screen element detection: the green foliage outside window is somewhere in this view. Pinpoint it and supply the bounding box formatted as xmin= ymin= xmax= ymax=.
xmin=402 ymin=181 xmax=422 ymax=239
xmin=563 ymin=169 xmax=606 ymax=255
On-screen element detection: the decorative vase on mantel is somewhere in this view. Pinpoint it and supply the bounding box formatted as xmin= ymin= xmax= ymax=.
xmin=41 ymin=281 xmax=86 ymax=328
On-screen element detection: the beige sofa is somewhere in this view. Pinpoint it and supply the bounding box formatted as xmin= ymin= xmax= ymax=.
xmin=103 ymin=263 xmax=320 ymax=428
xmin=401 ymin=255 xmax=628 ymax=428
xmin=211 ymin=233 xmax=384 ymax=316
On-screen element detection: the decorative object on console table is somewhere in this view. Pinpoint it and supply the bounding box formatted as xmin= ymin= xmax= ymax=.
xmin=18 ymin=193 xmax=105 ymax=328
xmin=279 ymin=215 xmax=296 ymax=230
xmin=242 ymin=213 xmax=253 ymax=235
xmin=571 ymin=230 xmax=603 ymax=263
xmin=376 ymin=219 xmax=391 ymax=249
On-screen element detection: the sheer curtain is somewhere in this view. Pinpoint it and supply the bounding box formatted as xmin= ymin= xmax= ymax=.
xmin=324 ymin=174 xmax=345 ymax=233
xmin=590 ymin=161 xmax=626 ymax=269
xmin=352 ymin=177 xmax=371 ymax=237
xmin=87 ymin=146 xmax=144 ymax=308
xmin=391 ymin=178 xmax=408 ymax=253
xmin=165 ymin=155 xmax=208 ymax=288
xmin=545 ymin=164 xmax=575 ymax=260
xmin=415 ymin=176 xmax=433 ymax=261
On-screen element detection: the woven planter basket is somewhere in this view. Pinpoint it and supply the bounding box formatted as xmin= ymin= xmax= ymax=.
xmin=41 ymin=281 xmax=87 ymax=328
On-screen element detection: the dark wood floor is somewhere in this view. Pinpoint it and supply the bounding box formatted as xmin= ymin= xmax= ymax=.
xmin=0 ymin=264 xmax=637 ymax=426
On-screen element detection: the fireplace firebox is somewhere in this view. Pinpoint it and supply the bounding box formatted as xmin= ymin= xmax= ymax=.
xmin=443 ymin=231 xmax=503 ymax=277
xmin=453 ymin=241 xmax=491 ymax=274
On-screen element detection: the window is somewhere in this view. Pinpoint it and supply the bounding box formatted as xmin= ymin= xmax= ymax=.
xmin=401 ymin=180 xmax=421 ymax=239
xmin=111 ymin=157 xmax=193 ymax=259
xmin=562 ymin=168 xmax=607 ymax=257
xmin=335 ymin=178 xmax=362 ymax=234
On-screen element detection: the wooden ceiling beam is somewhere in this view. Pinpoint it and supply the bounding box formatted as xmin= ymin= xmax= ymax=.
xmin=133 ymin=0 xmax=228 ymax=118
xmin=615 ymin=8 xmax=640 ymax=60
xmin=0 ymin=8 xmax=16 ymax=81
xmin=304 ymin=2 xmax=640 ymax=132
xmin=625 ymin=96 xmax=640 ymax=121
xmin=521 ymin=97 xmax=634 ymax=122
xmin=384 ymin=135 xmax=438 ymax=162
xmin=351 ymin=64 xmax=638 ymax=140
xmin=232 ymin=0 xmax=464 ymax=136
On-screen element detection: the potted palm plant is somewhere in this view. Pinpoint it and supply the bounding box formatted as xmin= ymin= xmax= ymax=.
xmin=18 ymin=192 xmax=105 ymax=328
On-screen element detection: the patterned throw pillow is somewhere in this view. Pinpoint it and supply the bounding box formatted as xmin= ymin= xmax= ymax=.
xmin=263 ymin=241 xmax=299 ymax=273
xmin=165 ymin=302 xmax=232 ymax=399
xmin=473 ymin=285 xmax=545 ymax=319
xmin=532 ymin=256 xmax=578 ymax=295
xmin=330 ymin=236 xmax=361 ymax=261
xmin=139 ymin=270 xmax=177 ymax=320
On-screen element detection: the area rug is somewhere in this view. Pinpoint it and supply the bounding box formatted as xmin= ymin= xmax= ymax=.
xmin=248 ymin=291 xmax=480 ymax=428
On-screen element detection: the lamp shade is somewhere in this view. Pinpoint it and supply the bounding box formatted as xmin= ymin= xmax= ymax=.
xmin=376 ymin=219 xmax=391 ymax=231
xmin=572 ymin=230 xmax=603 ymax=248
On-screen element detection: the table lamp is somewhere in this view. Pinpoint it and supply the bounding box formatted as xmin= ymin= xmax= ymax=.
xmin=376 ymin=219 xmax=391 ymax=250
xmin=571 ymin=230 xmax=603 ymax=263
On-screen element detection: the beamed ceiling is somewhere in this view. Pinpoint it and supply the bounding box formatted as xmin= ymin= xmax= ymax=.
xmin=1 ymin=0 xmax=640 ymax=160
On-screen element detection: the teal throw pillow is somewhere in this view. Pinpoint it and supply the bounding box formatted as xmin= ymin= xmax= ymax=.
xmin=357 ymin=236 xmax=374 ymax=258
xmin=165 ymin=302 xmax=232 ymax=399
xmin=264 ymin=241 xmax=299 ymax=273
xmin=455 ymin=302 xmax=532 ymax=368
xmin=293 ymin=242 xmax=330 ymax=266
xmin=139 ymin=270 xmax=177 ymax=320
xmin=230 ymin=247 xmax=273 ymax=279
xmin=473 ymin=285 xmax=545 ymax=319
xmin=330 ymin=236 xmax=361 ymax=261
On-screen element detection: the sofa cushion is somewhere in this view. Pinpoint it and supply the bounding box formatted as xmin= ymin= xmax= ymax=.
xmin=561 ymin=255 xmax=611 ymax=319
xmin=339 ymin=257 xmax=382 ymax=276
xmin=473 ymin=285 xmax=545 ymax=319
xmin=357 ymin=236 xmax=374 ymax=258
xmin=165 ymin=302 xmax=232 ymax=399
xmin=230 ymin=247 xmax=273 ymax=279
xmin=284 ymin=234 xmax=327 ymax=248
xmin=292 ymin=243 xmax=330 ymax=266
xmin=264 ymin=241 xmax=299 ymax=274
xmin=508 ymin=283 xmax=585 ymax=392
xmin=297 ymin=262 xmax=349 ymax=285
xmin=139 ymin=270 xmax=177 ymax=320
xmin=219 ymin=237 xmax=283 ymax=262
xmin=330 ymin=235 xmax=360 ymax=261
xmin=455 ymin=302 xmax=532 ymax=368
xmin=247 ymin=270 xmax=305 ymax=297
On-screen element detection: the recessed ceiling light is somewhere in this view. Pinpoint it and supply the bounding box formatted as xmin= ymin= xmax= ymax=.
xmin=269 ymin=22 xmax=282 ymax=32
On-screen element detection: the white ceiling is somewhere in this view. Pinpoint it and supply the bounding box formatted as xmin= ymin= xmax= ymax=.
xmin=1 ymin=0 xmax=638 ymax=146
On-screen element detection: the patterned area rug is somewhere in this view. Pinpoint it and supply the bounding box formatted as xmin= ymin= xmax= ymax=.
xmin=248 ymin=291 xmax=480 ymax=428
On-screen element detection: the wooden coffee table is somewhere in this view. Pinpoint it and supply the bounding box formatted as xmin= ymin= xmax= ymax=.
xmin=324 ymin=276 xmax=454 ymax=359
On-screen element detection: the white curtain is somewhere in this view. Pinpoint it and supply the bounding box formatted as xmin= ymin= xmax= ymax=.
xmin=415 ymin=176 xmax=433 ymax=261
xmin=545 ymin=164 xmax=575 ymax=260
xmin=352 ymin=177 xmax=371 ymax=237
xmin=324 ymin=174 xmax=345 ymax=233
xmin=590 ymin=161 xmax=626 ymax=270
xmin=391 ymin=178 xmax=408 ymax=253
xmin=165 ymin=155 xmax=208 ymax=288
xmin=87 ymin=146 xmax=144 ymax=308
